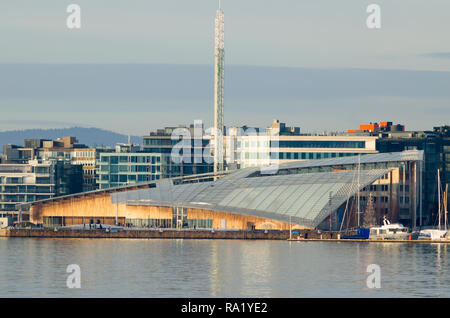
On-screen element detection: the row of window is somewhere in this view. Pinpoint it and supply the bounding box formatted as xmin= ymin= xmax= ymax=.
xmin=143 ymin=138 xmax=210 ymax=147
xmin=244 ymin=152 xmax=365 ymax=160
xmin=125 ymin=218 xmax=213 ymax=229
xmin=126 ymin=218 xmax=173 ymax=228
xmin=362 ymin=185 xmax=389 ymax=192
xmin=144 ymin=139 xmax=368 ymax=149
xmin=99 ymin=165 xmax=161 ymax=173
xmin=99 ymin=174 xmax=160 ymax=183
xmin=100 ymin=156 xmax=161 ymax=164
xmin=241 ymin=152 xmax=365 ymax=160
xmin=274 ymin=140 xmax=366 ymax=149
xmin=360 ymin=195 xmax=411 ymax=204
xmin=360 ymin=196 xmax=389 ymax=203
xmin=0 ymin=177 xmax=51 ymax=185
xmin=0 ymin=185 xmax=53 ymax=193
xmin=399 ymin=196 xmax=410 ymax=204
xmin=0 ymin=194 xmax=53 ymax=203
xmin=399 ymin=185 xmax=410 ymax=192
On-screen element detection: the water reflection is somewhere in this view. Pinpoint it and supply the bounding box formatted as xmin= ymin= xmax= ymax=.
xmin=0 ymin=238 xmax=449 ymax=297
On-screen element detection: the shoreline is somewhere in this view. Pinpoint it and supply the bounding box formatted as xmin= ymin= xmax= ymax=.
xmin=1 ymin=228 xmax=449 ymax=243
xmin=0 ymin=228 xmax=290 ymax=240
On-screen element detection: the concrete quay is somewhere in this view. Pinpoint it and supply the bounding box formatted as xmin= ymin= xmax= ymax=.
xmin=0 ymin=228 xmax=292 ymax=240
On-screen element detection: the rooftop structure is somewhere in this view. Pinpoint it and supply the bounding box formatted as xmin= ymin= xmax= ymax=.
xmin=347 ymin=121 xmax=405 ymax=134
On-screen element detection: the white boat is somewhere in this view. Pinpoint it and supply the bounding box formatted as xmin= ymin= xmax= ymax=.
xmin=369 ymin=216 xmax=411 ymax=240
xmin=417 ymin=229 xmax=447 ymax=241
xmin=419 ymin=169 xmax=449 ymax=241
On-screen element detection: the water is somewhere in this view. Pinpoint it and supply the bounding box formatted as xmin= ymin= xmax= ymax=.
xmin=0 ymin=238 xmax=449 ymax=297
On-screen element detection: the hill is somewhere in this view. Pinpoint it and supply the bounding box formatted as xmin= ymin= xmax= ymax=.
xmin=0 ymin=127 xmax=142 ymax=151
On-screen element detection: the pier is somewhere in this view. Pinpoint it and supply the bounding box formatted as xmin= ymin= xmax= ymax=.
xmin=0 ymin=228 xmax=291 ymax=240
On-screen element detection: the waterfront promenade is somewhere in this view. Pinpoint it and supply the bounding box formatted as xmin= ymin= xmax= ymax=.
xmin=2 ymin=228 xmax=450 ymax=243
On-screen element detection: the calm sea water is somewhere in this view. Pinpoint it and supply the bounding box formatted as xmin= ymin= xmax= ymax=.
xmin=0 ymin=238 xmax=449 ymax=298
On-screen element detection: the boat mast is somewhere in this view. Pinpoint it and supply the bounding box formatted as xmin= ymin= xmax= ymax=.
xmin=445 ymin=184 xmax=448 ymax=232
xmin=438 ymin=168 xmax=441 ymax=230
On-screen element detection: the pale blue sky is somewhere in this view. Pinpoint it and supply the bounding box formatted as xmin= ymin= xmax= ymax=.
xmin=0 ymin=1 xmax=449 ymax=135
xmin=2 ymin=0 xmax=450 ymax=69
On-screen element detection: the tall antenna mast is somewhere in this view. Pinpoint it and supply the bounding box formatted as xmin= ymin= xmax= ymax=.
xmin=213 ymin=0 xmax=225 ymax=174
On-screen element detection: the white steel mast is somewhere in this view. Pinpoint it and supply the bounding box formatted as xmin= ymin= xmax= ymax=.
xmin=214 ymin=0 xmax=225 ymax=173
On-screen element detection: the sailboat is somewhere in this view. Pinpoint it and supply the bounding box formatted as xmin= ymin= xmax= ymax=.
xmin=341 ymin=155 xmax=370 ymax=239
xmin=418 ymin=169 xmax=448 ymax=241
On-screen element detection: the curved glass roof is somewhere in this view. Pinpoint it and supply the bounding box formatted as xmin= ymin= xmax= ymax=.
xmin=112 ymin=168 xmax=391 ymax=228
xmin=111 ymin=150 xmax=422 ymax=228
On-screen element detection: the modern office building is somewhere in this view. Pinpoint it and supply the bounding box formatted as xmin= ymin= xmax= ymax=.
xmin=3 ymin=137 xmax=98 ymax=192
xmin=35 ymin=137 xmax=102 ymax=192
xmin=0 ymin=160 xmax=82 ymax=221
xmin=143 ymin=120 xmax=378 ymax=174
xmin=0 ymin=160 xmax=54 ymax=220
xmin=142 ymin=125 xmax=214 ymax=178
xmin=347 ymin=122 xmax=449 ymax=226
xmin=229 ymin=120 xmax=378 ymax=169
xmin=27 ymin=150 xmax=423 ymax=230
xmin=375 ymin=125 xmax=450 ymax=226
xmin=2 ymin=144 xmax=36 ymax=164
xmin=96 ymin=152 xmax=163 ymax=190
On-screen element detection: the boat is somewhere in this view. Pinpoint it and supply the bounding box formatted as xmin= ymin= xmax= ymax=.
xmin=369 ymin=216 xmax=411 ymax=240
xmin=417 ymin=170 xmax=448 ymax=241
xmin=341 ymin=155 xmax=370 ymax=240
xmin=417 ymin=229 xmax=447 ymax=241
xmin=341 ymin=227 xmax=370 ymax=239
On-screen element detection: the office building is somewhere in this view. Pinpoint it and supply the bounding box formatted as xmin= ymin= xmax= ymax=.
xmin=142 ymin=125 xmax=214 ymax=178
xmin=96 ymin=152 xmax=163 ymax=190
xmin=0 ymin=160 xmax=82 ymax=221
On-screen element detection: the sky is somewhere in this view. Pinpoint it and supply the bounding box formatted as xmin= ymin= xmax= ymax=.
xmin=0 ymin=0 xmax=449 ymax=135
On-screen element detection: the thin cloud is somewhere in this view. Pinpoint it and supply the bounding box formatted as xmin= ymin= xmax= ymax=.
xmin=421 ymin=52 xmax=450 ymax=59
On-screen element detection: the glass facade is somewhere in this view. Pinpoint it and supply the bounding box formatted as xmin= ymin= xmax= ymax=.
xmin=276 ymin=140 xmax=366 ymax=148
xmin=0 ymin=162 xmax=56 ymax=220
xmin=377 ymin=127 xmax=450 ymax=226
xmin=277 ymin=152 xmax=362 ymax=160
xmin=97 ymin=153 xmax=163 ymax=189
xmin=143 ymin=135 xmax=213 ymax=178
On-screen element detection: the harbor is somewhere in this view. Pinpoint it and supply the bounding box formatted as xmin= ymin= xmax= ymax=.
xmin=1 ymin=237 xmax=449 ymax=298
xmin=1 ymin=227 xmax=449 ymax=243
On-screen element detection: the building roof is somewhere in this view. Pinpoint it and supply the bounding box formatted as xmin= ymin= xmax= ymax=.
xmin=26 ymin=150 xmax=423 ymax=228
xmin=219 ymin=150 xmax=423 ymax=180
xmin=111 ymin=150 xmax=423 ymax=228
xmin=112 ymin=168 xmax=389 ymax=228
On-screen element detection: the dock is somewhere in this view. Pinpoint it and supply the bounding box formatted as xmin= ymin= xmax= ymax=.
xmin=0 ymin=228 xmax=290 ymax=240
xmin=287 ymin=238 xmax=450 ymax=243
xmin=1 ymin=228 xmax=449 ymax=243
